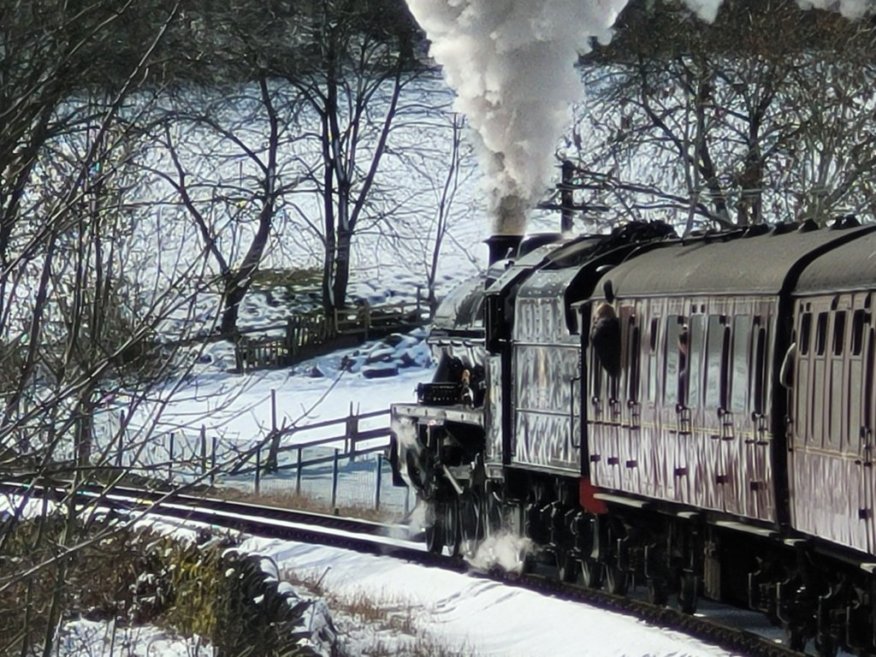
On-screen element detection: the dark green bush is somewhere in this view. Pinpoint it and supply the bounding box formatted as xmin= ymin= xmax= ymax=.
xmin=0 ymin=515 xmax=320 ymax=657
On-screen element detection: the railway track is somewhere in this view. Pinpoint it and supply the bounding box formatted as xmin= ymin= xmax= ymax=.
xmin=0 ymin=480 xmax=806 ymax=657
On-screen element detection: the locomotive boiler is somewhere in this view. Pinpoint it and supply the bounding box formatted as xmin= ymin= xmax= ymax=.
xmin=389 ymin=217 xmax=876 ymax=657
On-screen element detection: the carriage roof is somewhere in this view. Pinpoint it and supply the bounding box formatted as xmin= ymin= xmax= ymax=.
xmin=603 ymin=224 xmax=876 ymax=298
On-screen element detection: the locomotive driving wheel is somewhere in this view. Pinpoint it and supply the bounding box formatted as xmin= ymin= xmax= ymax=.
xmin=424 ymin=502 xmax=444 ymax=554
xmin=459 ymin=491 xmax=482 ymax=558
xmin=425 ymin=499 xmax=461 ymax=556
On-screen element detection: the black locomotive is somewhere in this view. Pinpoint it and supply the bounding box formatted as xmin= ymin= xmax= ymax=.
xmin=389 ymin=217 xmax=876 ymax=656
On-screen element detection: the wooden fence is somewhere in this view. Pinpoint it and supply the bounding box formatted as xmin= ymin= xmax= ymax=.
xmin=260 ymin=405 xmax=391 ymax=473
xmin=234 ymin=292 xmax=430 ymax=373
xmin=229 ymin=403 xmax=401 ymax=510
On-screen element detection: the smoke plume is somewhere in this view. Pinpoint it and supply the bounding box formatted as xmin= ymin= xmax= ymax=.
xmin=405 ymin=0 xmax=876 ymax=236
xmin=405 ymin=0 xmax=627 ymax=235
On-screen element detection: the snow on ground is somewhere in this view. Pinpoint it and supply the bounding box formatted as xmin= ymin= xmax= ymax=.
xmin=244 ymin=536 xmax=740 ymax=657
xmin=57 ymin=620 xmax=214 ymax=657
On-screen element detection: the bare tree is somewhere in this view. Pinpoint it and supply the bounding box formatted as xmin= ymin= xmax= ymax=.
xmin=147 ymin=73 xmax=305 ymax=339
xmin=273 ymin=0 xmax=422 ymax=318
xmin=566 ymin=0 xmax=876 ymax=231
xmin=391 ymin=111 xmax=479 ymax=315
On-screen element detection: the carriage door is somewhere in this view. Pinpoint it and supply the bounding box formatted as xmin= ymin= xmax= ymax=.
xmin=639 ymin=310 xmax=663 ymax=500
xmin=748 ymin=314 xmax=772 ymax=521
xmin=848 ymin=298 xmax=874 ymax=553
xmin=619 ymin=306 xmax=643 ymax=496
xmin=663 ymin=313 xmax=690 ymax=504
xmin=790 ymin=302 xmax=821 ymax=533
xmin=703 ymin=315 xmax=734 ymax=514
xmin=589 ymin=309 xmax=621 ymax=490
xmin=824 ymin=296 xmax=867 ymax=551
xmin=685 ymin=313 xmax=715 ymax=511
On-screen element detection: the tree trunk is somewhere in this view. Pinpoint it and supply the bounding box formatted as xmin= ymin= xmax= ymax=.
xmin=221 ymin=278 xmax=246 ymax=339
xmin=331 ymin=227 xmax=353 ymax=312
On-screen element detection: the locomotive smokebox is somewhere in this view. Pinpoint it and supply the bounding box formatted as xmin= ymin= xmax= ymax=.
xmin=485 ymin=234 xmax=524 ymax=264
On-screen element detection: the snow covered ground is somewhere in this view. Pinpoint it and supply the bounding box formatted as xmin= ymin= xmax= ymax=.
xmin=52 ymin=513 xmax=743 ymax=657
xmin=247 ymin=536 xmax=741 ymax=657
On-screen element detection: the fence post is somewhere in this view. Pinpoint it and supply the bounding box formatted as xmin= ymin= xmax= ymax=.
xmin=295 ymin=446 xmax=303 ymax=496
xmin=235 ymin=342 xmax=244 ymax=373
xmin=210 ymin=436 xmax=217 ymax=486
xmin=271 ymin=389 xmax=277 ymax=434
xmin=200 ymin=425 xmax=207 ymax=475
xmin=168 ymin=433 xmax=175 ymax=481
xmin=404 ymin=485 xmax=410 ymax=517
xmin=254 ymin=446 xmax=261 ymax=495
xmin=363 ymin=300 xmax=371 ymax=340
xmin=374 ymin=453 xmax=383 ymax=510
xmin=346 ymin=402 xmax=359 ymax=460
xmin=331 ymin=448 xmax=340 ymax=510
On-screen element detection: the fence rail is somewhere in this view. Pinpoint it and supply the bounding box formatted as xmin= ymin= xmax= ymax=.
xmin=105 ymin=398 xmax=408 ymax=514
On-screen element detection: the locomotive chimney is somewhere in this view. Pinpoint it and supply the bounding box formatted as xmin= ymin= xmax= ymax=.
xmin=486 ymin=193 xmax=526 ymax=264
xmin=485 ymin=234 xmax=524 ymax=264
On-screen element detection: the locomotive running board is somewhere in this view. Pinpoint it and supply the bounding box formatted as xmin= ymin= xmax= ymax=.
xmin=593 ymin=492 xmax=649 ymax=509
xmin=713 ymin=520 xmax=777 ymax=539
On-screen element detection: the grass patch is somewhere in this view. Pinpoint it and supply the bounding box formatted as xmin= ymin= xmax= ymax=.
xmin=286 ymin=569 xmax=475 ymax=657
xmin=216 ymin=487 xmax=407 ymax=524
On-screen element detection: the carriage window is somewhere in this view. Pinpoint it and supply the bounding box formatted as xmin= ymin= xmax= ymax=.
xmin=591 ymin=345 xmax=603 ymax=399
xmin=627 ymin=321 xmax=641 ymax=402
xmin=833 ymin=311 xmax=847 ymax=357
xmin=731 ymin=317 xmax=752 ymax=413
xmin=706 ymin=316 xmax=729 ymax=409
xmin=647 ymin=317 xmax=659 ymax=403
xmin=853 ymin=310 xmax=868 ymax=356
xmin=866 ymin=328 xmax=875 ymax=432
xmin=753 ymin=325 xmax=767 ymax=414
xmin=799 ymin=313 xmax=812 ymax=356
xmin=815 ymin=312 xmax=828 ymax=356
xmin=688 ymin=315 xmax=706 ymax=408
xmin=664 ymin=316 xmax=685 ymax=405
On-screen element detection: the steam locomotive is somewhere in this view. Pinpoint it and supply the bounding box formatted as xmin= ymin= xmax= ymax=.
xmin=389 ymin=217 xmax=876 ymax=656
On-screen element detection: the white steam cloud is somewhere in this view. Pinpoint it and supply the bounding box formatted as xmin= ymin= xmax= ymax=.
xmin=406 ymin=0 xmax=876 ymax=236
xmin=405 ymin=0 xmax=627 ymax=234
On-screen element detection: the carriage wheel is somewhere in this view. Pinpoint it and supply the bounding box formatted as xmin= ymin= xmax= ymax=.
xmin=679 ymin=571 xmax=699 ymax=614
xmin=558 ymin=551 xmax=581 ymax=583
xmin=606 ymin=563 xmax=629 ymax=596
